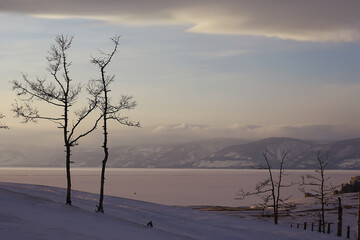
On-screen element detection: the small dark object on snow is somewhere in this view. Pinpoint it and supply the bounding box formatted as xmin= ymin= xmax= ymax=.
xmin=147 ymin=221 xmax=153 ymax=228
xmin=304 ymin=192 xmax=318 ymax=198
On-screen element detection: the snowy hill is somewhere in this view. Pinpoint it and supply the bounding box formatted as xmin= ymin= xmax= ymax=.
xmin=0 ymin=138 xmax=248 ymax=168
xmin=77 ymin=138 xmax=248 ymax=168
xmin=3 ymin=137 xmax=360 ymax=169
xmin=199 ymin=137 xmax=318 ymax=168
xmin=199 ymin=137 xmax=360 ymax=169
xmin=0 ymin=182 xmax=337 ymax=240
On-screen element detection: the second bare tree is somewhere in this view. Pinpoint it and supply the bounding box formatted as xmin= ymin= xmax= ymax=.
xmin=90 ymin=36 xmax=140 ymax=213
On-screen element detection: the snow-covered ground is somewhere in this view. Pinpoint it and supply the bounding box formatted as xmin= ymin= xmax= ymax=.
xmin=0 ymin=182 xmax=342 ymax=240
xmin=198 ymin=192 xmax=359 ymax=239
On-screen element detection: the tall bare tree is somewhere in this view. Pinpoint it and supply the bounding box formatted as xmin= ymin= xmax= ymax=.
xmin=12 ymin=35 xmax=101 ymax=205
xmin=89 ymin=36 xmax=140 ymax=213
xmin=236 ymin=150 xmax=291 ymax=224
xmin=299 ymin=151 xmax=336 ymax=233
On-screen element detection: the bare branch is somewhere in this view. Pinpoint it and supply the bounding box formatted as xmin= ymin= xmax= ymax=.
xmin=90 ymin=35 xmax=120 ymax=69
xmin=12 ymin=101 xmax=64 ymax=124
xmin=0 ymin=114 xmax=9 ymax=129
xmin=12 ymin=75 xmax=65 ymax=107
xmin=68 ymin=102 xmax=98 ymax=141
xmin=70 ymin=115 xmax=102 ymax=147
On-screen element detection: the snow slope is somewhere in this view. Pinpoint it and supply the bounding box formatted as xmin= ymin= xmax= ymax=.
xmin=0 ymin=183 xmax=339 ymax=240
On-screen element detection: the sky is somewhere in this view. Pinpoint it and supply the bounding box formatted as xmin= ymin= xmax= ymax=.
xmin=1 ymin=0 xmax=360 ymax=147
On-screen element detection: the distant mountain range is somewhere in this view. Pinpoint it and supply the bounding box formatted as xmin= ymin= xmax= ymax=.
xmin=196 ymin=137 xmax=360 ymax=169
xmin=2 ymin=137 xmax=360 ymax=169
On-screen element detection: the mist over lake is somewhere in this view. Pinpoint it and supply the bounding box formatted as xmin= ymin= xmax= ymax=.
xmin=0 ymin=168 xmax=357 ymax=207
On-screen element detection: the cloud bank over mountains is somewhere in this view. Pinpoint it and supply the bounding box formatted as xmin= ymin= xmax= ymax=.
xmin=150 ymin=123 xmax=360 ymax=143
xmin=1 ymin=0 xmax=360 ymax=42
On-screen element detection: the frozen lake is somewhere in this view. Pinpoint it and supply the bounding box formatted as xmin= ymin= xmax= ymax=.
xmin=0 ymin=168 xmax=358 ymax=207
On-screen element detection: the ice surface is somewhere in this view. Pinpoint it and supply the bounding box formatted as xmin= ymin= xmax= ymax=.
xmin=0 ymin=168 xmax=357 ymax=207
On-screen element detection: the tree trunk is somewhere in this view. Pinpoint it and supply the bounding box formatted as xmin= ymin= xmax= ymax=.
xmin=321 ymin=203 xmax=325 ymax=233
xmin=357 ymin=191 xmax=360 ymax=240
xmin=338 ymin=197 xmax=343 ymax=237
xmin=65 ymin=144 xmax=72 ymax=205
xmin=274 ymin=207 xmax=278 ymax=224
xmin=64 ymin=97 xmax=72 ymax=205
xmin=96 ymin=69 xmax=109 ymax=213
xmin=97 ymin=135 xmax=108 ymax=213
xmin=320 ymin=163 xmax=325 ymax=233
xmin=64 ymin=80 xmax=71 ymax=205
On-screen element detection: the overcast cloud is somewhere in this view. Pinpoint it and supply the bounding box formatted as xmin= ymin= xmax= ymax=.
xmin=1 ymin=0 xmax=360 ymax=42
xmin=1 ymin=1 xmax=360 ymax=149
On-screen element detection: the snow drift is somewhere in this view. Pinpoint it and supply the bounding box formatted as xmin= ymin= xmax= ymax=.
xmin=0 ymin=182 xmax=337 ymax=239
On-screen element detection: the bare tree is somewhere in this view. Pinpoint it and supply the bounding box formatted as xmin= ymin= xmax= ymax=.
xmin=12 ymin=35 xmax=101 ymax=205
xmin=299 ymin=151 xmax=336 ymax=233
xmin=236 ymin=150 xmax=291 ymax=224
xmin=90 ymin=36 xmax=140 ymax=213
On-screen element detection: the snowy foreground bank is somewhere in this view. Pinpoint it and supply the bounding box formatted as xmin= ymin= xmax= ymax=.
xmin=0 ymin=183 xmax=338 ymax=240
